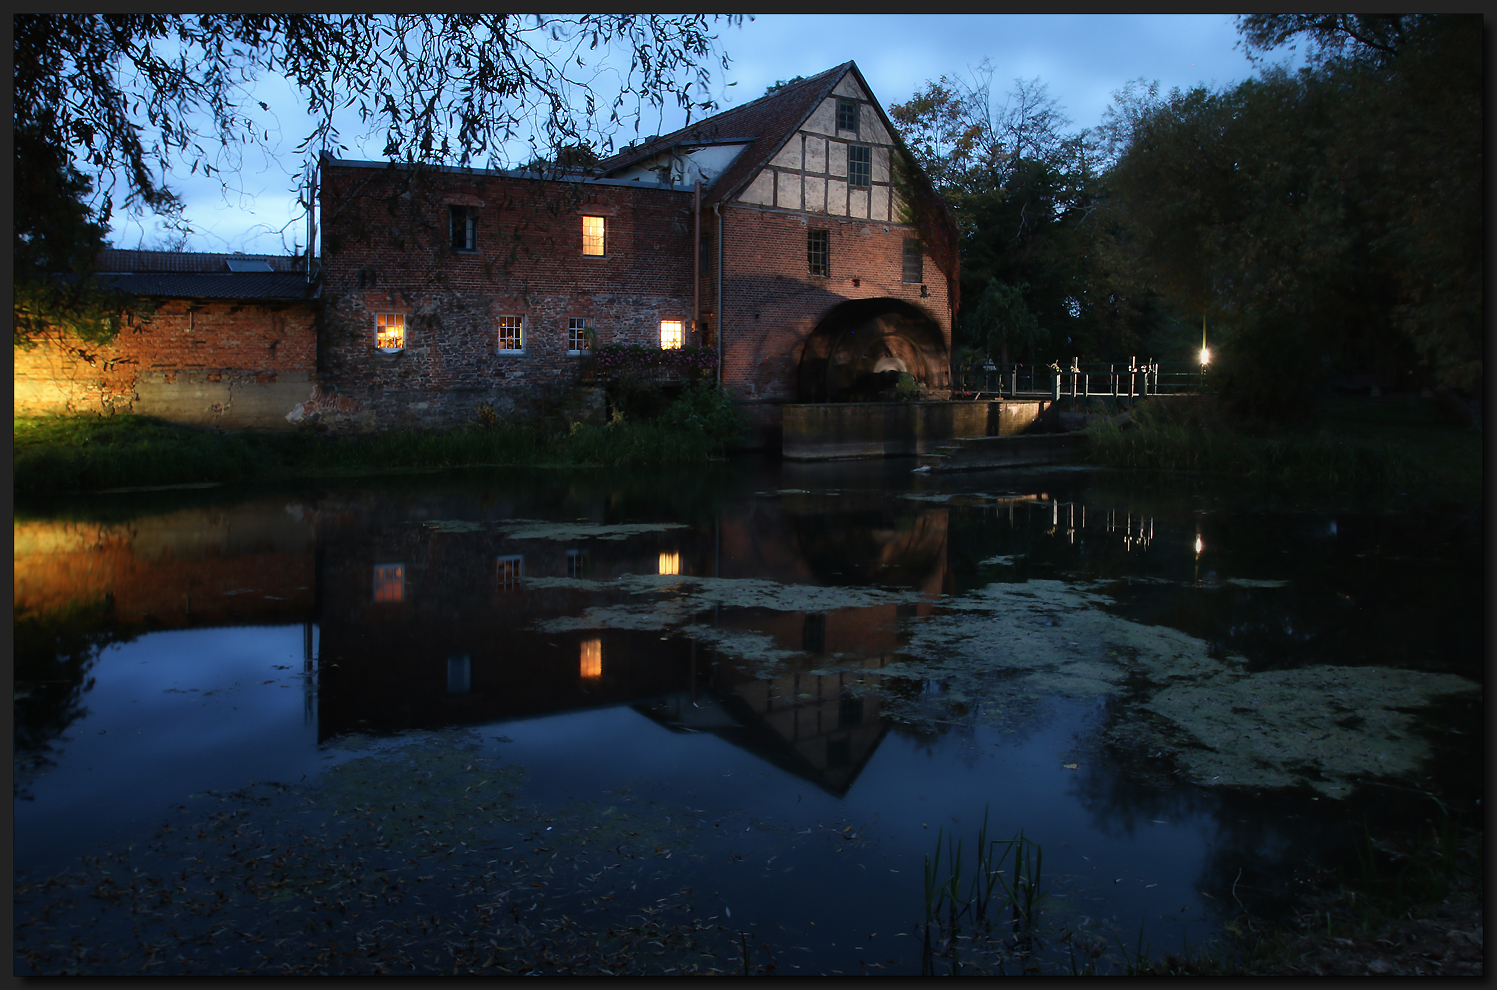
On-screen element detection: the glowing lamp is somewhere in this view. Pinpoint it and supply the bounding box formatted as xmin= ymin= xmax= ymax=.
xmin=1199 ymin=347 xmax=1211 ymax=366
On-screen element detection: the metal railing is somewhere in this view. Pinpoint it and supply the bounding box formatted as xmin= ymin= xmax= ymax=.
xmin=953 ymin=359 xmax=1208 ymax=400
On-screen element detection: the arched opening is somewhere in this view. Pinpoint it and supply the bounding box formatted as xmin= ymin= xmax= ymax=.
xmin=797 ymin=298 xmax=949 ymax=403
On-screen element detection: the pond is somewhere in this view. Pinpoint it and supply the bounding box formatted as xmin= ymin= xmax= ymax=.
xmin=14 ymin=456 xmax=1483 ymax=975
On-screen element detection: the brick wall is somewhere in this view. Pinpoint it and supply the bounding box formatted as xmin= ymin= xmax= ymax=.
xmin=317 ymin=162 xmax=704 ymax=430
xmin=14 ymin=299 xmax=317 ymax=429
xmin=709 ymin=203 xmax=953 ymax=443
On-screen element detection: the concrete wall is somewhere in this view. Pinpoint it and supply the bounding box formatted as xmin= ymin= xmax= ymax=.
xmin=782 ymin=399 xmax=1049 ymax=460
xmin=13 ymin=298 xmax=317 ymax=429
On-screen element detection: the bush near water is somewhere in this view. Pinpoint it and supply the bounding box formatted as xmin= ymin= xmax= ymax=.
xmin=13 ymin=380 xmax=744 ymax=494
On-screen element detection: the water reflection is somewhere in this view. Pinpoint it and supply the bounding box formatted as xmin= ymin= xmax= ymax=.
xmin=13 ymin=468 xmax=1481 ymax=963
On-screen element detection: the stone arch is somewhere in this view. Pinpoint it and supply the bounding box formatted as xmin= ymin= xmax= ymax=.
xmin=797 ymin=298 xmax=949 ymax=403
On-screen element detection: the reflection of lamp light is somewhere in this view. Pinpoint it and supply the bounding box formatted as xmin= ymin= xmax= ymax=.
xmin=580 ymin=638 xmax=602 ymax=679
xmin=658 ymin=551 xmax=680 ymax=575
xmin=1194 ymin=534 xmax=1204 ymax=556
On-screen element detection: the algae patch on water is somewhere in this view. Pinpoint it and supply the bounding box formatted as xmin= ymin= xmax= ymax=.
xmin=896 ymin=579 xmax=1479 ymax=796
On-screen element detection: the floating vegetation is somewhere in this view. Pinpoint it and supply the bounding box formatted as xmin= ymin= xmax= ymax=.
xmin=519 ymin=567 xmax=1476 ymax=798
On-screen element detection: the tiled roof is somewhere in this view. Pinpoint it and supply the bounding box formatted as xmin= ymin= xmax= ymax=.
xmin=94 ymin=248 xmax=311 ymax=274
xmin=596 ymin=62 xmax=854 ymax=206
xmin=60 ymin=271 xmax=314 ymax=300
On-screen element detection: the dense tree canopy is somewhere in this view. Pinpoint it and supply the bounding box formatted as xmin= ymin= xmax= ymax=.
xmin=1108 ymin=14 xmax=1481 ymax=410
xmin=893 ymin=15 xmax=1480 ymax=414
xmin=13 ymin=14 xmax=741 ymax=348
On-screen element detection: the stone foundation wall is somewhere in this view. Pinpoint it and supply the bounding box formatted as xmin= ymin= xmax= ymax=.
xmin=782 ymin=400 xmax=1051 ymax=460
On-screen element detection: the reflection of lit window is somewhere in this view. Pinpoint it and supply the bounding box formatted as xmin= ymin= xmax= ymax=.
xmin=582 ymin=216 xmax=606 ymax=256
xmin=497 ymin=554 xmax=524 ymax=591
xmin=580 ymin=638 xmax=602 ymax=679
xmin=373 ymin=563 xmax=405 ymax=602
xmin=658 ymin=551 xmax=680 ymax=575
xmin=447 ymin=655 xmax=471 ymax=694
xmin=659 ymin=320 xmax=683 ymax=350
xmin=566 ymin=548 xmax=587 ymax=579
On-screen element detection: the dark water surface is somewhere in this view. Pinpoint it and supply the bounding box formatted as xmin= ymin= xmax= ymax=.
xmin=14 ymin=457 xmax=1482 ymax=974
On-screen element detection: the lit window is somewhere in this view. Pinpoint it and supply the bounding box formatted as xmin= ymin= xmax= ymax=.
xmin=658 ymin=551 xmax=681 ymax=575
xmin=580 ymin=638 xmax=602 ymax=679
xmin=447 ymin=655 xmax=471 ymax=695
xmin=497 ymin=554 xmax=523 ymax=591
xmin=568 ymin=318 xmax=591 ymax=354
xmin=582 ymin=216 xmax=606 ymax=256
xmin=808 ymin=230 xmax=830 ymax=277
xmin=903 ymin=239 xmax=924 ymax=284
xmin=375 ymin=313 xmax=405 ymax=351
xmin=659 ymin=320 xmax=683 ymax=350
xmin=836 ymin=98 xmax=859 ymax=134
xmin=450 ymin=205 xmax=476 ymax=251
xmin=848 ymin=145 xmax=871 ymax=188
xmin=497 ymin=315 xmax=523 ymax=352
xmin=373 ymin=563 xmax=405 ymax=603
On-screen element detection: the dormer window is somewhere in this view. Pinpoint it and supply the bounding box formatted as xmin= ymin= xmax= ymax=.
xmin=836 ymin=98 xmax=859 ymax=134
xmin=450 ymin=206 xmax=477 ymax=251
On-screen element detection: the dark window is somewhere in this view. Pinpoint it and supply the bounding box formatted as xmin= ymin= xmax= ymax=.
xmin=903 ymin=239 xmax=924 ymax=283
xmin=808 ymin=229 xmax=830 ymax=277
xmin=836 ymin=98 xmax=859 ymax=133
xmin=848 ymin=145 xmax=871 ymax=188
xmin=802 ymin=613 xmax=826 ymax=653
xmin=450 ymin=206 xmax=476 ymax=251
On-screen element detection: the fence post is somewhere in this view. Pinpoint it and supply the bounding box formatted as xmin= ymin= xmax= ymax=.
xmin=1051 ymin=372 xmax=1061 ymax=402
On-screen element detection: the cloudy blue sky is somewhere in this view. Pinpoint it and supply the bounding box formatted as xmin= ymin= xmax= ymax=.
xmin=105 ymin=14 xmax=1272 ymax=255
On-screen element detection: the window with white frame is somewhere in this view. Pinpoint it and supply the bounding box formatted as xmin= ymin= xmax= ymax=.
xmin=497 ymin=554 xmax=524 ymax=591
xmin=449 ymin=205 xmax=477 ymax=251
xmin=375 ymin=312 xmax=405 ymax=351
xmin=497 ymin=315 xmax=523 ymax=352
xmin=582 ymin=216 xmax=606 ymax=256
xmin=659 ymin=320 xmax=684 ymax=350
xmin=567 ymin=317 xmax=592 ymax=354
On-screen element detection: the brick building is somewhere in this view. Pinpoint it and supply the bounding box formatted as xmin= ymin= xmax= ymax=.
xmin=316 ymin=61 xmax=957 ymax=444
xmin=14 ymin=249 xmax=318 ymax=429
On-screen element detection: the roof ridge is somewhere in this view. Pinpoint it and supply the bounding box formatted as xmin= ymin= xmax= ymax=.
xmin=597 ymin=61 xmax=853 ymax=171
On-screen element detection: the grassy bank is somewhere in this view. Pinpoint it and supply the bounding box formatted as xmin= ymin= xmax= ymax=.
xmin=14 ymin=384 xmax=743 ymax=494
xmin=1085 ymin=395 xmax=1481 ymax=497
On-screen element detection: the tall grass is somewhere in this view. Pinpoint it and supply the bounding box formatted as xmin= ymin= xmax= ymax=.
xmin=1082 ymin=396 xmax=1477 ymax=489
xmin=15 ymin=384 xmax=743 ymax=494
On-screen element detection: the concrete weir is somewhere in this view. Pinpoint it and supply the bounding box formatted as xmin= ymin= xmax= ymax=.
xmin=782 ymin=400 xmax=1063 ymax=461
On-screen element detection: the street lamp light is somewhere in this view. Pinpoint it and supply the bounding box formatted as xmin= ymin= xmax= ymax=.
xmin=1200 ymin=315 xmax=1211 ymax=367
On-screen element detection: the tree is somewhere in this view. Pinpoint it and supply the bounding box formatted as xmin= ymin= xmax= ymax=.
xmin=967 ymin=281 xmax=1045 ymax=365
xmin=892 ymin=68 xmax=1160 ymax=367
xmin=763 ymin=75 xmax=807 ymax=97
xmin=14 ymin=15 xmax=743 ymax=348
xmin=13 ymin=123 xmax=149 ymax=351
xmin=16 ymin=15 xmax=741 ymax=225
xmin=1106 ymin=14 xmax=1480 ymax=415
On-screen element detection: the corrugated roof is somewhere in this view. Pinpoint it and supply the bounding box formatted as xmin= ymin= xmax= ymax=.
xmin=596 ymin=62 xmax=854 ymax=206
xmin=94 ymin=248 xmax=310 ymax=274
